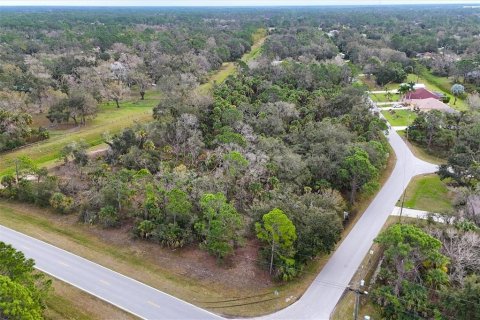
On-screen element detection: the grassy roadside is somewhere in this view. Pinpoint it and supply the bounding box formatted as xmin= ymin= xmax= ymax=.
xmin=0 ymin=200 xmax=325 ymax=317
xmin=332 ymin=213 xmax=448 ymax=320
xmin=397 ymin=130 xmax=447 ymax=165
xmin=397 ymin=174 xmax=454 ymax=214
xmin=45 ymin=278 xmax=136 ymax=320
xmin=331 ymin=216 xmax=398 ymax=320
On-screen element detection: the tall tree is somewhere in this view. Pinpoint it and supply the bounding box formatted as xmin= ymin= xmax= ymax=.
xmin=373 ymin=224 xmax=449 ymax=319
xmin=104 ymin=82 xmax=130 ymax=108
xmin=339 ymin=147 xmax=378 ymax=203
xmin=451 ymin=84 xmax=465 ymax=106
xmin=255 ymin=208 xmax=297 ymax=279
xmin=195 ymin=193 xmax=244 ymax=260
xmin=165 ymin=188 xmax=192 ymax=226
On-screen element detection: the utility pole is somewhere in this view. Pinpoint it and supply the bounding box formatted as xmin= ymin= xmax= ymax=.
xmin=348 ymin=280 xmax=368 ymax=320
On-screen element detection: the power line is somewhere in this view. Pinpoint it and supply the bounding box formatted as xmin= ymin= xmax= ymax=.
xmin=207 ymin=296 xmax=280 ymax=309
xmin=198 ymin=291 xmax=273 ymax=303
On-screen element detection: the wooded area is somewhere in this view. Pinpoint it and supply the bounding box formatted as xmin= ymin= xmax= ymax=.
xmin=0 ymin=5 xmax=479 ymax=320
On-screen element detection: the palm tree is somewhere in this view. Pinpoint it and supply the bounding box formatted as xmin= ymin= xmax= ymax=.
xmin=451 ymin=83 xmax=465 ymax=105
xmin=398 ymin=82 xmax=416 ymax=100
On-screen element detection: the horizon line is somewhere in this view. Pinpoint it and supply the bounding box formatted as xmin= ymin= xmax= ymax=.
xmin=1 ymin=3 xmax=480 ymax=6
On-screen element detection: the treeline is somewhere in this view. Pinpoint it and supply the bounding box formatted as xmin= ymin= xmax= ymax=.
xmin=0 ymin=8 xmax=262 ymax=152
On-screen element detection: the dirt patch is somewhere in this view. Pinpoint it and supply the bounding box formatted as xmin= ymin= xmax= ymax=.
xmin=87 ymin=223 xmax=272 ymax=292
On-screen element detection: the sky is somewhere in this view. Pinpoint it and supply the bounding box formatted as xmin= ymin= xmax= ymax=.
xmin=1 ymin=0 xmax=479 ymax=6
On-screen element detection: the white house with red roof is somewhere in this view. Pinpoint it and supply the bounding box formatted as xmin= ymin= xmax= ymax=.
xmin=402 ymin=85 xmax=454 ymax=112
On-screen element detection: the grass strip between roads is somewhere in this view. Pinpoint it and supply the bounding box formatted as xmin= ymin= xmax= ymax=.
xmin=397 ymin=130 xmax=447 ymax=165
xmin=381 ymin=109 xmax=417 ymax=127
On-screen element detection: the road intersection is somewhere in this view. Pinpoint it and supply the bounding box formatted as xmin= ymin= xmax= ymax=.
xmin=0 ymin=118 xmax=437 ymax=319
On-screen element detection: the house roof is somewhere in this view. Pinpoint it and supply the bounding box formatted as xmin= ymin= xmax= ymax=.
xmin=406 ymin=88 xmax=441 ymax=100
xmin=408 ymin=98 xmax=455 ymax=113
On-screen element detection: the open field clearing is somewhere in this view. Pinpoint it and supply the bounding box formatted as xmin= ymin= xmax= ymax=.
xmin=0 ymin=93 xmax=158 ymax=176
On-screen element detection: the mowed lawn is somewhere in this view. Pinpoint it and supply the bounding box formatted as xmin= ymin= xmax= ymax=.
xmin=370 ymin=92 xmax=400 ymax=103
xmin=381 ymin=109 xmax=417 ymax=126
xmin=397 ymin=174 xmax=454 ymax=214
xmin=0 ymin=92 xmax=158 ymax=176
xmin=366 ymin=71 xmax=468 ymax=112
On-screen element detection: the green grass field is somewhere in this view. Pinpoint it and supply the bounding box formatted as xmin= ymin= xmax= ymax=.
xmin=198 ymin=62 xmax=237 ymax=92
xmin=397 ymin=174 xmax=454 ymax=214
xmin=199 ymin=28 xmax=266 ymax=93
xmin=370 ymin=92 xmax=400 ymax=102
xmin=0 ymin=93 xmax=158 ymax=176
xmin=381 ymin=109 xmax=417 ymax=126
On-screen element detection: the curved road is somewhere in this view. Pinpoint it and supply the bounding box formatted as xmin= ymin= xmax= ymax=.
xmin=0 ymin=129 xmax=436 ymax=319
xmin=260 ymin=128 xmax=437 ymax=319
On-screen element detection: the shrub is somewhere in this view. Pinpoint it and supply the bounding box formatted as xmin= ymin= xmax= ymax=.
xmin=49 ymin=192 xmax=74 ymax=214
xmin=98 ymin=205 xmax=119 ymax=228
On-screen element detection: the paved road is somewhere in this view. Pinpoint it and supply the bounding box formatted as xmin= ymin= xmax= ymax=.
xmin=0 ymin=127 xmax=436 ymax=319
xmin=259 ymin=128 xmax=437 ymax=320
xmin=0 ymin=225 xmax=221 ymax=320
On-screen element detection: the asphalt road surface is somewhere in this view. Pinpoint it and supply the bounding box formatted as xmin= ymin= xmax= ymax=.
xmin=0 ymin=225 xmax=221 ymax=320
xmin=259 ymin=128 xmax=437 ymax=320
xmin=0 ymin=128 xmax=436 ymax=320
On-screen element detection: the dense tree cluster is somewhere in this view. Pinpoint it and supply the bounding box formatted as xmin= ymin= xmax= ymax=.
xmin=263 ymin=27 xmax=338 ymax=61
xmin=0 ymin=242 xmax=51 ymax=319
xmin=0 ymin=8 xmax=264 ymax=150
xmin=1 ymin=20 xmax=389 ymax=279
xmin=373 ymin=218 xmax=480 ymax=320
